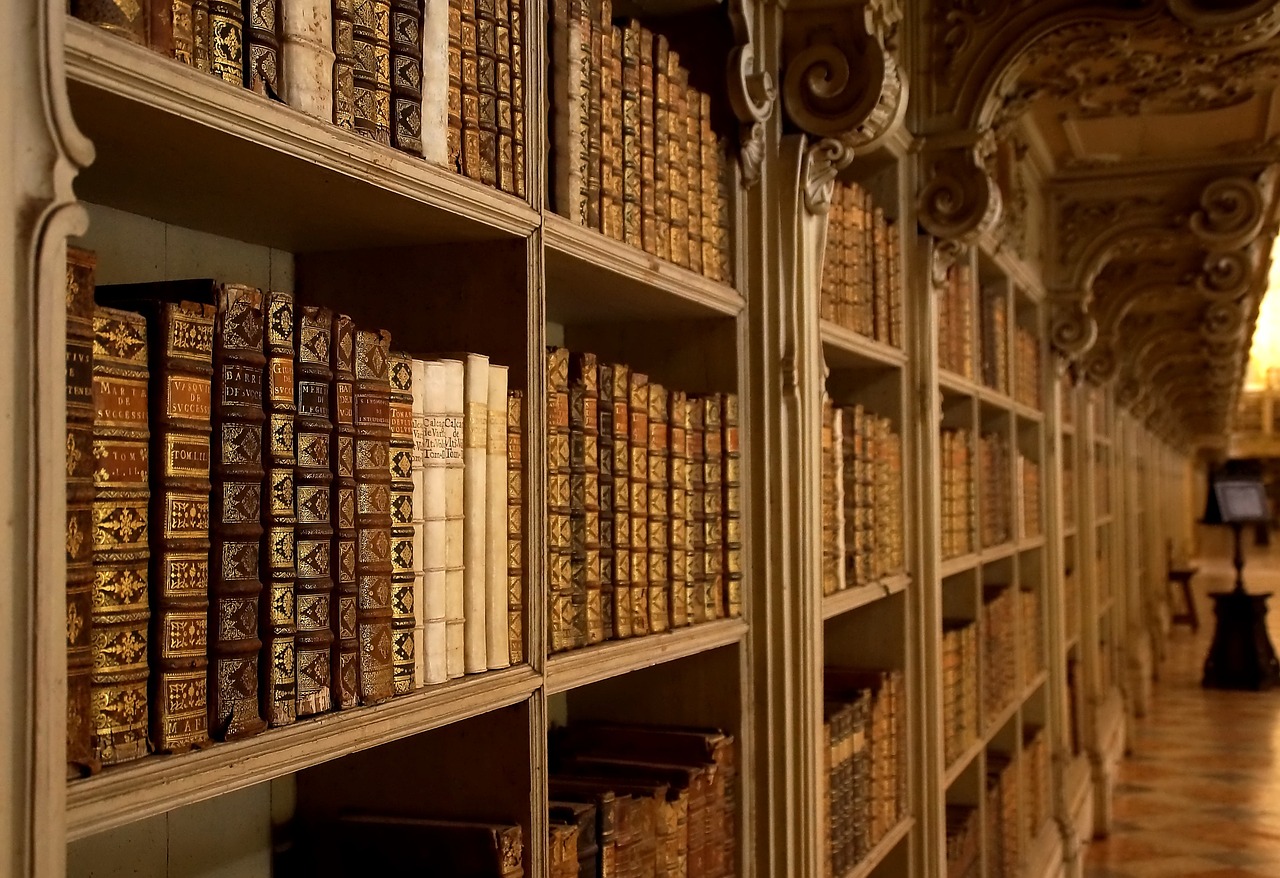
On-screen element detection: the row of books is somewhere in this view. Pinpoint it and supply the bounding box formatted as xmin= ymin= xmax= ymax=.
xmin=941 ymin=427 xmax=974 ymax=560
xmin=938 ymin=261 xmax=975 ymax=380
xmin=1013 ymin=325 xmax=1042 ymax=410
xmin=985 ymin=751 xmax=1019 ymax=878
xmin=72 ymin=0 xmax=528 ymax=196
xmin=979 ymin=289 xmax=1008 ymax=394
xmin=549 ymin=722 xmax=738 ymax=877
xmin=944 ymin=804 xmax=979 ymax=878
xmin=819 ymin=400 xmax=906 ymax=596
xmin=1019 ymin=455 xmax=1042 ymax=540
xmin=550 ymin=3 xmax=735 ymax=284
xmin=819 ymin=181 xmax=904 ymax=348
xmin=981 ymin=586 xmax=1019 ymax=722
xmin=546 ymin=348 xmax=742 ymax=652
xmin=941 ymin=618 xmax=978 ymax=767
xmin=978 ymin=432 xmax=1012 ymax=549
xmin=67 ymin=248 xmax=521 ymax=776
xmin=1022 ymin=726 xmax=1050 ymax=841
xmin=822 ymin=669 xmax=907 ymax=877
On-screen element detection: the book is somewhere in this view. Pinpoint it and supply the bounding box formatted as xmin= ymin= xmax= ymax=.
xmin=509 ymin=0 xmax=525 ymax=197
xmin=701 ymin=396 xmax=723 ymax=620
xmin=549 ymin=822 xmax=580 ymax=878
xmin=653 ymin=35 xmax=671 ymax=262
xmin=582 ymin=0 xmax=600 ymax=230
xmin=242 ymin=0 xmax=281 ymax=97
xmin=420 ymin=358 xmax=462 ymax=683
xmin=494 ymin=0 xmax=514 ymax=191
xmin=446 ymin=0 xmax=464 ymax=170
xmin=547 ymin=782 xmax=619 ymax=877
xmin=294 ymin=305 xmax=335 ymax=716
xmin=668 ymin=391 xmax=689 ymax=628
xmin=150 ymin=0 xmax=174 ymax=56
xmin=352 ymin=328 xmax=396 ymax=704
xmin=409 ymin=358 xmax=429 ymax=683
xmin=280 ymin=0 xmax=334 ymax=119
xmin=421 ymin=0 xmax=450 ymax=163
xmin=329 ymin=314 xmax=360 ymax=708
xmin=65 ymin=248 xmax=97 ymax=777
xmin=722 ymin=394 xmax=741 ymax=618
xmin=638 ymin=28 xmax=656 ymax=255
xmin=332 ymin=0 xmax=357 ymax=128
xmin=208 ymin=0 xmax=245 ymax=84
xmin=620 ymin=21 xmax=641 ymax=247
xmin=208 ymin=284 xmax=267 ymax=740
xmin=550 ymin=801 xmax=599 ymax=878
xmin=71 ymin=0 xmax=147 ymax=43
xmin=475 ymin=0 xmax=499 ymax=186
xmin=459 ymin=0 xmax=484 ymax=179
xmin=667 ymin=57 xmax=687 ymax=267
xmin=687 ymin=400 xmax=705 ymax=623
xmin=547 ymin=347 xmax=574 ymax=651
xmin=506 ymin=389 xmax=524 ymax=664
xmin=698 ymin=97 xmax=718 ymax=281
xmin=570 ymin=352 xmax=602 ymax=645
xmin=597 ymin=364 xmax=617 ymax=639
xmin=90 ymin=305 xmax=152 ymax=766
xmin=627 ymin=371 xmax=649 ymax=635
xmin=325 ymin=815 xmax=524 ymax=876
xmin=486 ymin=364 xmax=511 ymax=668
xmin=261 ymin=289 xmax=298 ymax=726
xmin=352 ymin=0 xmax=393 ymax=145
xmin=647 ymin=382 xmax=668 ymax=632
xmin=390 ymin=0 xmax=424 ymax=153
xmin=192 ymin=0 xmax=212 ymax=71
xmin=550 ymin=0 xmax=584 ymax=221
xmin=604 ymin=24 xmax=624 ymax=240
xmin=685 ymin=81 xmax=702 ymax=275
xmin=451 ymin=352 xmax=490 ymax=672
xmin=603 ymin=362 xmax=632 ymax=638
xmin=388 ymin=351 xmax=417 ymax=694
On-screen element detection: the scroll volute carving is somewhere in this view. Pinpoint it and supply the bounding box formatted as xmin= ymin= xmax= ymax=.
xmin=727 ymin=0 xmax=776 ymax=187
xmin=917 ymin=138 xmax=1003 ymax=244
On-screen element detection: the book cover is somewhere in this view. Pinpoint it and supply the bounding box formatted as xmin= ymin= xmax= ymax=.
xmin=550 ymin=0 xmax=584 ymax=220
xmin=329 ymin=314 xmax=360 ymax=708
xmin=582 ymin=0 xmax=601 ymax=230
xmin=474 ymin=0 xmax=499 ymax=186
xmin=685 ymin=82 xmax=702 ymax=276
xmin=486 ymin=364 xmax=511 ymax=667
xmin=647 ymin=382 xmax=669 ymax=632
xmin=421 ymin=0 xmax=450 ymax=163
xmin=420 ymin=358 xmax=463 ymax=682
xmin=547 ymin=347 xmax=574 ymax=651
xmin=570 ymin=352 xmax=601 ymax=645
xmin=627 ymin=371 xmax=649 ymax=635
xmin=602 ymin=362 xmax=632 ymax=638
xmin=173 ymin=0 xmax=196 ymax=64
xmin=667 ymin=390 xmax=689 ymax=628
xmin=687 ymin=400 xmax=705 ymax=623
xmin=332 ymin=0 xmax=357 ymax=128
xmin=652 ymin=35 xmax=671 ymax=263
xmin=550 ymin=800 xmax=599 ymax=878
xmin=352 ymin=0 xmax=393 ymax=144
xmin=494 ymin=0 xmax=514 ymax=191
xmin=597 ymin=363 xmax=617 ymax=639
xmin=454 ymin=352 xmax=490 ymax=672
xmin=388 ymin=351 xmax=417 ymax=694
xmin=446 ymin=0 xmax=464 ymax=170
xmin=701 ymin=396 xmax=723 ymax=620
xmin=192 ymin=0 xmax=212 ymax=71
xmin=620 ymin=21 xmax=642 ymax=247
xmin=548 ymin=822 xmax=580 ymax=878
xmin=208 ymin=0 xmax=245 ymax=84
xmin=459 ymin=0 xmax=484 ymax=179
xmin=242 ymin=0 xmax=281 ymax=97
xmin=721 ymin=393 xmax=741 ymax=618
xmin=604 ymin=23 xmax=624 ymax=240
xmin=506 ymin=388 xmax=524 ymax=664
xmin=638 ymin=27 xmax=656 ymax=255
xmin=409 ymin=358 xmax=428 ymax=683
xmin=509 ymin=0 xmax=525 ymax=197
xmin=71 ymin=0 xmax=147 ymax=43
xmin=666 ymin=58 xmax=688 ymax=268
xmin=698 ymin=99 xmax=718 ymax=281
xmin=390 ymin=0 xmax=425 ymax=153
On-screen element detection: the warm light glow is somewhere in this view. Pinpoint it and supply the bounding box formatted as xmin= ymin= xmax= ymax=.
xmin=1245 ymin=236 xmax=1280 ymax=390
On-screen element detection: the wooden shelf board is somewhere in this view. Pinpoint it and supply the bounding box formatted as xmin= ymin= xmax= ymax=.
xmin=820 ymin=322 xmax=907 ymax=371
xmin=64 ymin=19 xmax=536 ymax=252
xmin=1023 ymin=668 xmax=1049 ymax=700
xmin=823 ymin=573 xmax=910 ymax=620
xmin=977 ymin=385 xmax=1016 ymax=411
xmin=1019 ymin=535 xmax=1046 ymax=552
xmin=982 ymin=696 xmax=1021 ymax=743
xmin=941 ymin=552 xmax=981 ymax=579
xmin=1064 ymin=525 xmax=1078 ymax=539
xmin=544 ymin=213 xmax=743 ymax=323
xmin=545 ymin=618 xmax=748 ymax=694
xmin=939 ymin=369 xmax=979 ymax=398
xmin=980 ymin=541 xmax=1018 ymax=564
xmin=844 ymin=816 xmax=914 ymax=878
xmin=944 ymin=737 xmax=984 ymax=787
xmin=67 ymin=665 xmax=541 ymax=841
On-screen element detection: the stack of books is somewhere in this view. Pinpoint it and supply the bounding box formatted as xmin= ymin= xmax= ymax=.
xmin=819 ymin=181 xmax=904 ymax=347
xmin=942 ymin=619 xmax=978 ymax=766
xmin=549 ymin=722 xmax=738 ymax=877
xmin=549 ymin=5 xmax=734 ymax=283
xmin=945 ymin=804 xmax=980 ymax=878
xmin=70 ymin=0 xmax=527 ymax=196
xmin=1014 ymin=324 xmax=1041 ymax=409
xmin=941 ymin=428 xmax=974 ymax=559
xmin=546 ymin=348 xmax=741 ymax=653
xmin=938 ymin=260 xmax=975 ymax=378
xmin=819 ymin=399 xmax=906 ymax=595
xmin=985 ymin=751 xmax=1019 ymax=878
xmin=1018 ymin=453 xmax=1041 ymax=539
xmin=65 ymin=248 xmax=522 ymax=776
xmin=981 ymin=585 xmax=1018 ymax=720
xmin=978 ymin=431 xmax=1011 ymax=548
xmin=979 ymin=289 xmax=1008 ymax=393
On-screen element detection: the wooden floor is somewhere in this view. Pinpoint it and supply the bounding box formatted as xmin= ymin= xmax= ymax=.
xmin=1085 ymin=535 xmax=1280 ymax=877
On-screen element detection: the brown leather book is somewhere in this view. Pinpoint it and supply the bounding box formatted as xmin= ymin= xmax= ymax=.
xmin=390 ymin=0 xmax=425 ymax=154
xmin=548 ymin=822 xmax=579 ymax=878
xmin=459 ymin=0 xmax=484 ymax=179
xmin=294 ymin=306 xmax=334 ymax=716
xmin=208 ymin=284 xmax=268 ymax=740
xmin=509 ymin=0 xmax=525 ymax=197
xmin=321 ymin=815 xmax=524 ymax=877
xmin=388 ymin=351 xmax=416 ymax=694
xmin=474 ymin=0 xmax=499 ymax=186
xmin=90 ymin=305 xmax=152 ymax=766
xmin=667 ymin=391 xmax=689 ymax=628
xmin=550 ymin=800 xmax=599 ymax=878
xmin=65 ymin=248 xmax=97 ymax=777
xmin=638 ymin=27 xmax=656 ymax=256
xmin=596 ymin=364 xmax=616 ymax=639
xmin=150 ymin=0 xmax=174 ymax=55
xmin=242 ymin=0 xmax=281 ymax=96
xmin=332 ymin=0 xmax=357 ymax=129
xmin=192 ymin=0 xmax=212 ymax=70
xmin=506 ymin=389 xmax=524 ymax=664
xmin=329 ymin=314 xmax=360 ymax=709
xmin=646 ymin=383 xmax=668 ymax=632
xmin=494 ymin=0 xmax=514 ymax=192
xmin=569 ymin=352 xmax=601 ymax=645
xmin=94 ymin=281 xmax=220 ymax=754
xmin=550 ymin=777 xmax=647 ymax=878
xmin=721 ymin=393 xmax=741 ymax=619
xmin=548 ymin=782 xmax=619 ymax=878
xmin=701 ymin=396 xmax=723 ymax=620
xmin=172 ymin=0 xmax=195 ymax=64
xmin=447 ymin=0 xmax=464 ymax=170
xmin=685 ymin=82 xmax=702 ymax=276
xmin=352 ymin=0 xmax=393 ymax=144
xmin=698 ymin=99 xmax=719 ymax=282
xmin=207 ymin=0 xmax=245 ymax=85
xmin=353 ymin=328 xmax=396 ymax=705
xmin=582 ymin=0 xmax=601 ymax=231
xmin=596 ymin=0 xmax=616 ymax=238
xmin=620 ymin=21 xmax=642 ymax=248
xmin=666 ymin=58 xmax=688 ymax=267
xmin=687 ymin=400 xmax=705 ymax=623
xmin=546 ymin=347 xmax=574 ymax=651
xmin=627 ymin=371 xmax=649 ymax=635
xmin=652 ymin=35 xmax=670 ymax=262
xmin=601 ymin=363 xmax=631 ymax=638
xmin=605 ymin=23 xmax=624 ymax=240
xmin=71 ymin=0 xmax=147 ymax=43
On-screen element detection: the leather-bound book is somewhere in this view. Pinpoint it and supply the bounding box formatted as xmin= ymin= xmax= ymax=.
xmin=474 ymin=0 xmax=499 ymax=186
xmin=637 ymin=27 xmax=656 ymax=256
xmin=90 ymin=306 xmax=152 ymax=766
xmin=595 ymin=0 xmax=616 ymax=238
xmin=620 ymin=21 xmax=642 ymax=247
xmin=701 ymin=396 xmax=723 ymax=620
xmin=390 ymin=0 xmax=425 ymax=154
xmin=582 ymin=0 xmax=600 ymax=231
xmin=550 ymin=0 xmax=584 ymax=220
xmin=506 ymin=389 xmax=524 ymax=664
xmin=208 ymin=0 xmax=245 ymax=84
xmin=173 ymin=0 xmax=196 ymax=64
xmin=550 ymin=800 xmax=599 ymax=878
xmin=352 ymin=0 xmax=393 ymax=144
xmin=446 ymin=0 xmax=463 ymax=170
xmin=548 ymin=823 xmax=579 ymax=878
xmin=458 ymin=352 xmax=490 ymax=672
xmin=596 ymin=363 xmax=616 ymax=639
xmin=602 ymin=363 xmax=631 ymax=638
xmin=420 ymin=358 xmax=463 ymax=682
xmin=352 ymin=328 xmax=395 ymax=704
xmin=604 ymin=23 xmax=624 ymax=241
xmin=243 ymin=0 xmax=282 ymax=96
xmin=281 ymin=0 xmax=334 ymax=118
xmin=459 ymin=0 xmax=484 ymax=179
xmin=546 ymin=347 xmax=573 ymax=651
xmin=409 ymin=359 xmax=428 ymax=682
xmin=329 ymin=314 xmax=360 ymax=708
xmin=667 ymin=391 xmax=688 ymax=628
xmin=71 ymin=0 xmax=147 ymax=43
xmin=493 ymin=0 xmax=514 ymax=192
xmin=192 ymin=0 xmax=212 ymax=70
xmin=652 ymin=35 xmax=670 ymax=262
xmin=486 ymin=365 xmax=510 ymax=667
xmin=324 ymin=816 xmax=524 ymax=877
xmin=294 ymin=305 xmax=334 ymax=716
xmin=150 ymin=2 xmax=174 ymax=56
xmin=65 ymin=248 xmax=97 ymax=777
xmin=721 ymin=393 xmax=741 ymax=618
xmin=667 ymin=59 xmax=688 ymax=268
xmin=388 ymin=351 xmax=417 ymax=693
xmin=698 ymin=98 xmax=719 ymax=281
xmin=684 ymin=83 xmax=702 ymax=276
xmin=646 ymin=383 xmax=668 ymax=632
xmin=332 ymin=0 xmax=357 ymax=128
xmin=687 ymin=400 xmax=705 ymax=623
xmin=569 ymin=352 xmax=601 ymax=645
xmin=548 ymin=782 xmax=619 ymax=878
xmin=207 ymin=284 xmax=267 ymax=740
xmin=627 ymin=371 xmax=649 ymax=635
xmin=715 ymin=138 xmax=733 ymax=284
xmin=508 ymin=0 xmax=524 ymax=197
xmin=260 ymin=290 xmax=297 ymax=726
xmin=872 ymin=206 xmax=889 ymax=343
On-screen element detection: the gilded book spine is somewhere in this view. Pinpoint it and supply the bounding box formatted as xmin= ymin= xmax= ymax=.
xmin=281 ymin=0 xmax=334 ymax=118
xmin=458 ymin=0 xmax=484 ymax=180
xmin=506 ymin=390 xmax=524 ymax=664
xmin=595 ymin=0 xmax=614 ymax=237
xmin=243 ymin=0 xmax=282 ymax=96
xmin=721 ymin=393 xmax=741 ymax=618
xmin=628 ymin=372 xmax=649 ymax=635
xmin=474 ymin=0 xmax=499 ymax=186
xmin=550 ymin=0 xmax=584 ymax=220
xmin=333 ymin=0 xmax=358 ymax=128
xmin=667 ymin=59 xmax=687 ymax=268
xmin=353 ymin=329 xmax=395 ymax=704
xmin=715 ymin=136 xmax=733 ymax=284
xmin=547 ymin=347 xmax=574 ymax=651
xmin=647 ymin=383 xmax=668 ymax=632
xmin=294 ymin=306 xmax=334 ymax=716
xmin=597 ymin=364 xmax=616 ymax=639
xmin=261 ymin=290 xmax=297 ymax=726
xmin=151 ymin=301 xmax=217 ymax=751
xmin=653 ymin=35 xmax=670 ymax=262
xmin=409 ymin=359 xmax=428 ymax=683
xmin=579 ymin=0 xmax=598 ymax=229
xmin=687 ymin=401 xmax=705 ymax=623
xmin=605 ymin=24 xmax=624 ymax=240
xmin=208 ymin=0 xmax=246 ymax=84
xmin=447 ymin=0 xmax=464 ymax=170
xmin=352 ymin=0 xmax=393 ymax=144
xmin=570 ymin=353 xmax=602 ymax=645
xmin=151 ymin=0 xmax=174 ymax=57
xmin=421 ymin=359 xmax=461 ymax=683
xmin=701 ymin=396 xmax=722 ymax=620
xmin=92 ymin=306 xmax=151 ymax=767
xmin=71 ymin=0 xmax=147 ymax=43
xmin=66 ymin=249 xmax=97 ymax=777
xmin=461 ymin=352 xmax=491 ymax=672
xmin=193 ymin=0 xmax=212 ymax=71
xmin=329 ymin=314 xmax=360 ymax=708
xmin=174 ymin=0 xmax=196 ymax=65
xmin=685 ymin=83 xmax=702 ymax=276
xmin=390 ymin=0 xmax=425 ymax=153
xmin=509 ymin=0 xmax=525 ymax=197
xmin=698 ymin=97 xmax=718 ymax=282
xmin=605 ymin=364 xmax=632 ymax=638
xmin=621 ymin=21 xmax=642 ymax=247
xmin=494 ymin=0 xmax=514 ymax=192
xmin=389 ymin=352 xmax=417 ymax=693
xmin=667 ymin=391 xmax=689 ymax=628
xmin=209 ymin=284 xmax=267 ymax=740
xmin=638 ymin=28 xmax=656 ymax=255
xmin=486 ymin=365 xmax=511 ymax=667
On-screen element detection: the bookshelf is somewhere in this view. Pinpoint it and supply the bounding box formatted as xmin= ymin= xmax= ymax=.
xmin=5 ymin=3 xmax=1209 ymax=877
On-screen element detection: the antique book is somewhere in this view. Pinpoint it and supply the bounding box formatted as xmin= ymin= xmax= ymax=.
xmin=208 ymin=0 xmax=245 ymax=84
xmin=550 ymin=801 xmax=599 ymax=878
xmin=258 ymin=290 xmax=297 ymax=726
xmin=390 ymin=0 xmax=425 ymax=153
xmin=549 ymin=777 xmax=653 ymax=877
xmin=65 ymin=249 xmax=97 ymax=777
xmin=601 ymin=362 xmax=632 ymax=638
xmin=192 ymin=0 xmax=212 ymax=70
xmin=281 ymin=0 xmax=333 ymax=118
xmin=150 ymin=1 xmax=174 ymax=56
xmin=597 ymin=363 xmax=616 ymax=639
xmin=871 ymin=206 xmax=889 ymax=342
xmin=420 ymin=358 xmax=462 ymax=683
xmin=459 ymin=0 xmax=484 ymax=180
xmin=819 ymin=397 xmax=837 ymax=596
xmin=652 ymin=35 xmax=670 ymax=262
xmin=421 ymin=0 xmax=449 ymax=163
xmin=698 ymin=99 xmax=719 ymax=281
xmin=332 ymin=0 xmax=357 ymax=128
xmin=485 ymin=364 xmax=511 ymax=667
xmin=243 ymin=0 xmax=281 ymax=96
xmin=294 ymin=305 xmax=334 ymax=716
xmin=721 ymin=393 xmax=741 ymax=618
xmin=94 ymin=283 xmax=220 ymax=754
xmin=329 ymin=314 xmax=360 ymax=708
xmin=548 ymin=822 xmax=580 ymax=878
xmin=687 ymin=400 xmax=705 ymax=623
xmin=701 ymin=396 xmax=723 ymax=620
xmin=604 ymin=23 xmax=625 ymax=241
xmin=445 ymin=351 xmax=490 ymax=672
xmin=547 ymin=347 xmax=574 ymax=651
xmin=90 ymin=306 xmax=151 ymax=767
xmin=667 ymin=58 xmax=688 ymax=268
xmin=506 ymin=389 xmax=524 ymax=664
xmin=685 ymin=82 xmax=702 ymax=276
xmin=667 ymin=391 xmax=688 ymax=628
xmin=646 ymin=382 xmax=669 ymax=632
xmin=620 ymin=21 xmax=642 ymax=247
xmin=547 ymin=782 xmax=619 ymax=878
xmin=627 ymin=371 xmax=649 ymax=635
xmin=552 ymin=764 xmax=678 ymax=876
xmin=493 ymin=0 xmax=514 ymax=192
xmin=509 ymin=0 xmax=525 ymax=197
xmin=352 ymin=0 xmax=393 ymax=144
xmin=352 ymin=329 xmax=396 ymax=704
xmin=714 ymin=139 xmax=733 ymax=284
xmin=474 ymin=0 xmax=499 ymax=186
xmin=409 ymin=358 xmax=429 ymax=683
xmin=327 ymin=815 xmax=524 ymax=877
xmin=446 ymin=0 xmax=464 ymax=170
xmin=579 ymin=0 xmax=599 ymax=230
xmin=550 ymin=0 xmax=585 ymax=220
xmin=638 ymin=27 xmax=656 ymax=255
xmin=594 ymin=0 xmax=614 ymax=234
xmin=388 ymin=351 xmax=417 ymax=694
xmin=71 ymin=0 xmax=147 ymax=43
xmin=569 ymin=352 xmax=602 ymax=645
xmin=173 ymin=0 xmax=196 ymax=64
xmin=208 ymin=285 xmax=268 ymax=740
